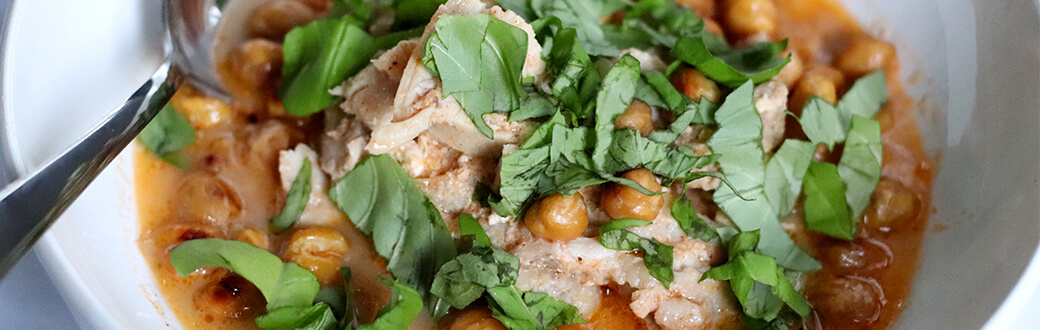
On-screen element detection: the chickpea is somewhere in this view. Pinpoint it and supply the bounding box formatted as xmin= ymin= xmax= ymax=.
xmin=670 ymin=68 xmax=721 ymax=103
xmin=235 ymin=227 xmax=271 ymax=251
xmin=144 ymin=222 xmax=225 ymax=263
xmin=723 ymin=0 xmax=778 ymax=37
xmin=177 ymin=174 xmax=243 ymax=224
xmin=615 ymin=100 xmax=654 ymax=137
xmin=284 ymin=227 xmax=350 ymax=285
xmin=193 ymin=270 xmax=265 ymax=319
xmin=249 ymin=121 xmax=294 ymax=165
xmin=820 ymin=239 xmax=891 ymax=274
xmin=294 ymin=0 xmax=331 ymax=12
xmin=775 ymin=52 xmax=804 ymax=88
xmin=439 ymin=306 xmax=506 ymax=330
xmin=702 ymin=18 xmax=725 ymax=36
xmin=806 ymin=275 xmax=882 ymax=324
xmin=171 ymin=87 xmax=232 ymax=129
xmin=601 ymin=168 xmax=665 ymax=221
xmin=220 ymin=39 xmax=283 ymax=99
xmin=789 ymin=73 xmax=839 ymax=113
xmin=248 ymin=0 xmax=320 ymax=40
xmin=524 ymin=192 xmax=589 ymax=241
xmin=835 ymin=38 xmax=897 ymax=78
xmin=863 ymin=179 xmax=919 ymax=231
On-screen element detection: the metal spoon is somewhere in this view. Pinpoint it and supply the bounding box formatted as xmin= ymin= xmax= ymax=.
xmin=0 ymin=0 xmax=226 ymax=278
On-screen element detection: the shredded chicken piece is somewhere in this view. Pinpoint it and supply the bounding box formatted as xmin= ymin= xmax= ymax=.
xmin=278 ymin=144 xmax=345 ymax=226
xmin=754 ymin=79 xmax=789 ymax=152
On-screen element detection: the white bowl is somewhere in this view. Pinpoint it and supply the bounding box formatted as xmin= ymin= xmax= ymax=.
xmin=2 ymin=0 xmax=1037 ymax=329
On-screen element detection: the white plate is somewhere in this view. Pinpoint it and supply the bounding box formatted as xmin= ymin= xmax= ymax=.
xmin=2 ymin=0 xmax=1037 ymax=329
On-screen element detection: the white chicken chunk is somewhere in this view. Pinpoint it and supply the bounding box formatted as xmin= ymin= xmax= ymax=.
xmin=754 ymin=79 xmax=789 ymax=152
xmin=278 ymin=144 xmax=346 ymax=226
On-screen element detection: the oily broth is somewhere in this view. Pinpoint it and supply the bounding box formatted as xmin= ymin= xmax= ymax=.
xmin=136 ymin=0 xmax=935 ymax=329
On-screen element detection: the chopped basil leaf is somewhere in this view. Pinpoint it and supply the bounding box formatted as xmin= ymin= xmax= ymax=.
xmin=672 ymin=194 xmax=718 ymax=241
xmin=430 ymin=246 xmax=520 ymax=308
xmin=280 ymin=11 xmax=420 ymax=116
xmin=701 ymin=230 xmax=811 ymax=321
xmin=255 ymin=304 xmax=337 ymax=330
xmin=459 ymin=213 xmax=493 ymax=247
xmin=837 ymin=115 xmax=883 ymax=221
xmin=527 ymin=0 xmax=631 ymax=56
xmin=270 ymin=158 xmax=313 ymax=233
xmin=620 ymin=0 xmax=706 ymax=48
xmin=328 ymin=154 xmax=457 ymax=309
xmin=423 ymin=14 xmax=529 ymax=138
xmin=486 ymin=286 xmax=587 ymax=330
xmin=356 ymin=278 xmax=424 ymax=330
xmin=763 ymin=140 xmax=816 ymax=217
xmin=672 ymin=37 xmax=791 ymax=87
xmin=169 ymin=238 xmax=319 ymax=310
xmin=392 ymin=0 xmax=446 ymax=29
xmin=598 ymin=219 xmax=675 ymax=288
xmin=338 ymin=267 xmax=359 ymax=328
xmin=592 ymin=55 xmax=642 ymax=168
xmin=798 ymin=71 xmax=888 ymax=147
xmin=509 ymin=94 xmax=558 ymax=122
xmin=708 ymin=81 xmax=820 ymax=272
xmin=797 ymin=96 xmax=845 ymax=150
xmin=837 ymin=71 xmax=888 ymax=125
xmin=139 ymin=103 xmax=196 ymax=168
xmin=802 ymin=162 xmax=855 ymax=240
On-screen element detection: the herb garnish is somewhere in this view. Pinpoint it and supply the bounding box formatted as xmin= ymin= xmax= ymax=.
xmin=598 ymin=218 xmax=676 ymax=288
xmin=279 ymin=1 xmax=423 ymax=116
xmin=270 ymin=158 xmax=313 ymax=233
xmin=701 ymin=230 xmax=811 ymax=322
xmin=139 ymin=103 xmax=196 ymax=168
xmin=328 ymin=154 xmax=457 ymax=314
xmin=422 ymin=14 xmax=530 ymax=138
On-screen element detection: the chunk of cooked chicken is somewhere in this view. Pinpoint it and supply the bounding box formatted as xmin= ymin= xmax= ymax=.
xmin=754 ymin=79 xmax=789 ymax=152
xmin=278 ymin=144 xmax=346 ymax=226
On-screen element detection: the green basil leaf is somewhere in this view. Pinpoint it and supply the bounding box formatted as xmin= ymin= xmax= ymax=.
xmin=392 ymin=0 xmax=446 ymax=29
xmin=592 ymin=55 xmax=642 ymax=168
xmin=708 ymin=81 xmax=819 ymax=271
xmin=491 ymin=146 xmax=552 ymax=217
xmin=837 ymin=71 xmax=888 ymax=123
xmin=701 ymin=251 xmax=810 ymax=321
xmin=423 ymin=14 xmax=529 ymax=138
xmin=357 ymin=279 xmax=424 ymax=330
xmin=255 ymin=303 xmax=337 ymax=330
xmin=328 ymin=154 xmax=457 ymax=308
xmin=620 ymin=0 xmax=706 ymax=48
xmin=723 ymin=229 xmax=761 ymax=260
xmin=487 ymin=286 xmax=587 ymax=330
xmin=837 ymin=115 xmax=882 ymax=220
xmin=430 ymin=246 xmax=520 ymax=308
xmin=280 ymin=13 xmax=420 ymax=116
xmin=598 ymin=218 xmax=675 ymax=288
xmin=640 ymin=237 xmax=675 ymax=288
xmin=763 ymin=140 xmax=816 ymax=217
xmin=528 ymin=0 xmax=631 ymax=56
xmin=672 ymin=37 xmax=791 ymax=87
xmin=509 ymin=94 xmax=558 ymax=122
xmin=139 ymin=103 xmax=196 ymax=167
xmin=169 ymin=238 xmax=319 ymax=310
xmin=797 ymin=96 xmax=845 ymax=150
xmin=459 ymin=213 xmax=492 ymax=247
xmin=671 ymin=195 xmax=718 ymax=241
xmin=802 ymin=162 xmax=855 ymax=240
xmin=270 ymin=158 xmax=313 ymax=233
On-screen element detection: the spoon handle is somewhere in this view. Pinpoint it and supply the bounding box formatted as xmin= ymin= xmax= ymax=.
xmin=0 ymin=63 xmax=173 ymax=278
